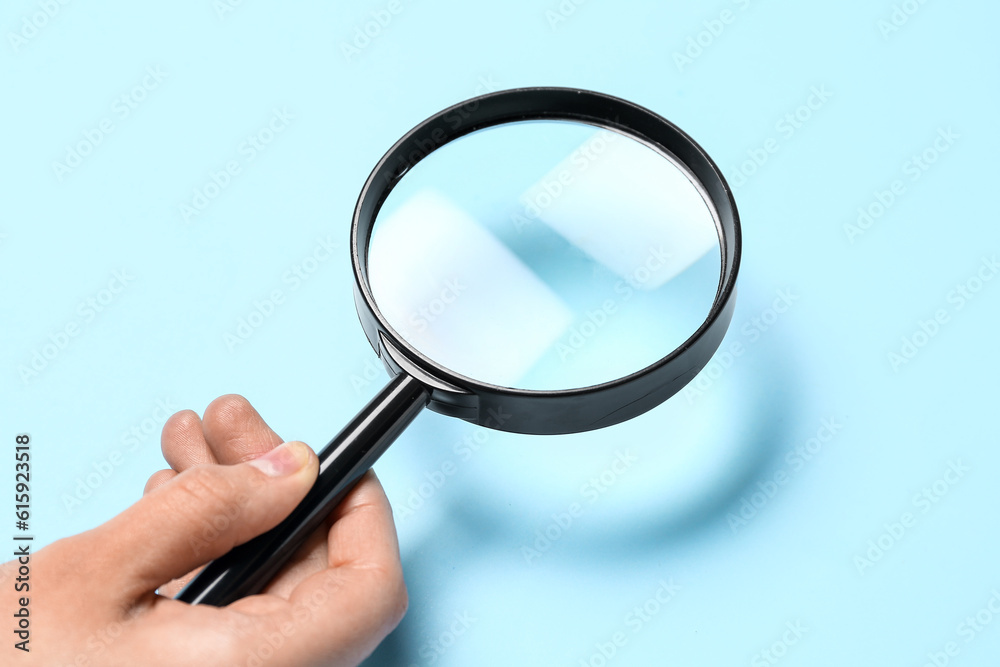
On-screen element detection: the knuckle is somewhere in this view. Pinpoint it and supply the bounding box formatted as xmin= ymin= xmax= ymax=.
xmin=369 ymin=563 xmax=408 ymax=627
xmin=179 ymin=464 xmax=227 ymax=495
xmin=389 ymin=576 xmax=409 ymax=625
xmin=143 ymin=469 xmax=174 ymax=495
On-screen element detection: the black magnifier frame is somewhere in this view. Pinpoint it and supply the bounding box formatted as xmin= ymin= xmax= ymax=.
xmin=354 ymin=86 xmax=740 ymax=435
xmin=177 ymin=87 xmax=740 ymax=607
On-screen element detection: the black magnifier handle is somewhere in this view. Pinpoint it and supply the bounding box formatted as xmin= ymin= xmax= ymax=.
xmin=175 ymin=372 xmax=428 ymax=606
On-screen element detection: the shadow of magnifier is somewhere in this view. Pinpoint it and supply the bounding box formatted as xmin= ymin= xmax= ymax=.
xmin=176 ymin=87 xmax=741 ymax=606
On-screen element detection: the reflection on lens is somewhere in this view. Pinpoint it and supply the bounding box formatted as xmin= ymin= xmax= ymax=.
xmin=368 ymin=121 xmax=722 ymax=392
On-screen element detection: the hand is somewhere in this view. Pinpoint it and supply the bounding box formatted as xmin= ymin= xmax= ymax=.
xmin=1 ymin=395 xmax=407 ymax=666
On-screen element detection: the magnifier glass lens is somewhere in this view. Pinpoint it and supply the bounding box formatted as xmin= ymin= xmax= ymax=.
xmin=369 ymin=120 xmax=722 ymax=392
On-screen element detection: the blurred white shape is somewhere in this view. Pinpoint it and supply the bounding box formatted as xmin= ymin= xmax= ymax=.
xmin=369 ymin=190 xmax=574 ymax=387
xmin=521 ymin=129 xmax=718 ymax=290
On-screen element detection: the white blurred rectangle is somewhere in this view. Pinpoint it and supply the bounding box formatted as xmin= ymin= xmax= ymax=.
xmin=520 ymin=129 xmax=718 ymax=290
xmin=369 ymin=190 xmax=573 ymax=387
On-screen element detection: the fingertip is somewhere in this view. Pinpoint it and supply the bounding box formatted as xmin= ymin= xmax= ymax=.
xmin=202 ymin=394 xmax=284 ymax=463
xmin=202 ymin=394 xmax=257 ymax=438
xmin=161 ymin=409 xmax=216 ymax=469
xmin=161 ymin=409 xmax=201 ymax=447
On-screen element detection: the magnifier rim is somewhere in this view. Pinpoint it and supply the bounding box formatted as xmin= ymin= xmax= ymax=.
xmin=363 ymin=120 xmax=723 ymax=387
xmin=350 ymin=87 xmax=741 ymax=434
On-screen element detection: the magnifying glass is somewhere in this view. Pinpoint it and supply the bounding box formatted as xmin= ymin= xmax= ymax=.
xmin=176 ymin=87 xmax=741 ymax=606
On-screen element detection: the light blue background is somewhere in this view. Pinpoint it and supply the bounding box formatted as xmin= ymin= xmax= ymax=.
xmin=2 ymin=1 xmax=999 ymax=665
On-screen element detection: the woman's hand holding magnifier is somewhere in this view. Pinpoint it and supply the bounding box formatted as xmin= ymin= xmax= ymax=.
xmin=1 ymin=395 xmax=407 ymax=667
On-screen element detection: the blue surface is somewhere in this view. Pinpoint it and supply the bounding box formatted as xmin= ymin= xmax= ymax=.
xmin=2 ymin=1 xmax=999 ymax=665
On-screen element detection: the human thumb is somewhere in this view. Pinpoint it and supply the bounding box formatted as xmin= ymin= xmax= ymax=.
xmin=92 ymin=441 xmax=318 ymax=599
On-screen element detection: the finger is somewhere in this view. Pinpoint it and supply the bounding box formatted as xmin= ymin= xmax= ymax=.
xmin=88 ymin=440 xmax=319 ymax=599
xmin=233 ymin=472 xmax=407 ymax=666
xmin=143 ymin=469 xmax=177 ymax=495
xmin=201 ymin=394 xmax=283 ymax=464
xmin=162 ymin=409 xmax=215 ymax=470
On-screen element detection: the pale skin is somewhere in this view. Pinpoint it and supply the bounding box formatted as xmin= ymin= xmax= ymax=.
xmin=0 ymin=395 xmax=407 ymax=666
